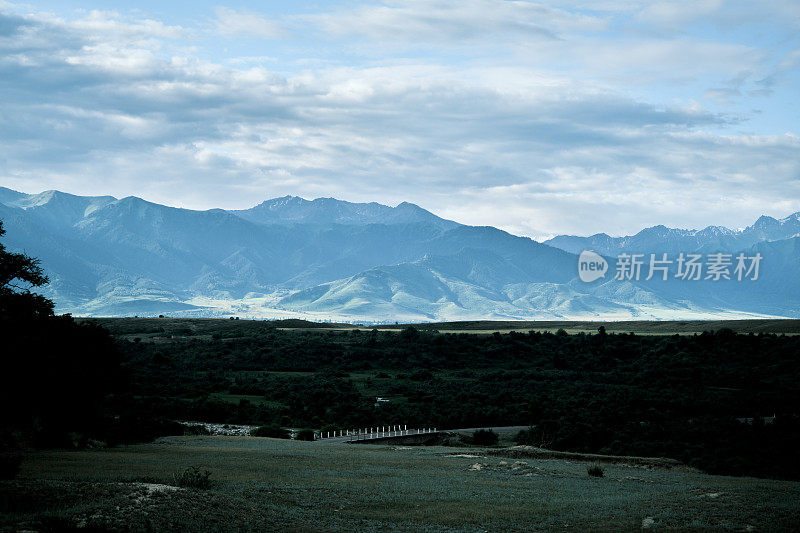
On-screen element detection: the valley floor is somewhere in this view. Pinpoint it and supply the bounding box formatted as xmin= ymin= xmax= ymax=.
xmin=3 ymin=436 xmax=799 ymax=532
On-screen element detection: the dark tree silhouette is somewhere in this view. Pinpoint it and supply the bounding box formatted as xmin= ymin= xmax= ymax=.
xmin=0 ymin=220 xmax=54 ymax=320
xmin=0 ymin=220 xmax=123 ymax=447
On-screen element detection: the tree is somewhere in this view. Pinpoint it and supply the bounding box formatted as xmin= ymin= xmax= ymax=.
xmin=0 ymin=221 xmax=54 ymax=320
xmin=0 ymin=221 xmax=122 ymax=447
xmin=472 ymin=429 xmax=499 ymax=446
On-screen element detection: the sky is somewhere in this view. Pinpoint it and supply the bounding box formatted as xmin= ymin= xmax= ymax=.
xmin=0 ymin=0 xmax=798 ymax=239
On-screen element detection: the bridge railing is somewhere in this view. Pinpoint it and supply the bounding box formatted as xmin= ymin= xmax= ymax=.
xmin=311 ymin=425 xmax=438 ymax=441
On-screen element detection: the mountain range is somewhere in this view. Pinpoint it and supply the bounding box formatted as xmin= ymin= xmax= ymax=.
xmin=1 ymin=186 xmax=797 ymax=322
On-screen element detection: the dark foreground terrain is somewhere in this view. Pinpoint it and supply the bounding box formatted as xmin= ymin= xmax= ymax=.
xmin=4 ymin=436 xmax=800 ymax=532
xmin=3 ymin=317 xmax=800 ymax=531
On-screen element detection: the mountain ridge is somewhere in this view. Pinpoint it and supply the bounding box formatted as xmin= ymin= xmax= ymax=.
xmin=0 ymin=187 xmax=796 ymax=321
xmin=230 ymin=194 xmax=459 ymax=229
xmin=544 ymin=212 xmax=800 ymax=256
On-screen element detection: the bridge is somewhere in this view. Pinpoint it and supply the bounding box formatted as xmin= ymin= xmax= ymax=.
xmin=313 ymin=425 xmax=440 ymax=444
xmin=310 ymin=425 xmax=528 ymax=445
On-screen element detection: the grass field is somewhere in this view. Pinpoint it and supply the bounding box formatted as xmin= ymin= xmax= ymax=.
xmin=82 ymin=317 xmax=800 ymax=338
xmin=4 ymin=436 xmax=799 ymax=532
xmin=390 ymin=319 xmax=800 ymax=335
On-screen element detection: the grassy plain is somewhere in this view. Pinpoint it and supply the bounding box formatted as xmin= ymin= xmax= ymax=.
xmin=4 ymin=436 xmax=800 ymax=532
xmin=81 ymin=317 xmax=800 ymax=338
xmin=391 ymin=319 xmax=800 ymax=335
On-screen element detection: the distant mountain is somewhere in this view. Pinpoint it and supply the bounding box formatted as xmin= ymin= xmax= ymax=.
xmin=0 ymin=191 xmax=461 ymax=305
xmin=544 ymin=213 xmax=800 ymax=256
xmin=278 ymin=248 xmax=679 ymax=321
xmin=1 ymin=187 xmax=797 ymax=321
xmin=232 ymin=195 xmax=459 ymax=230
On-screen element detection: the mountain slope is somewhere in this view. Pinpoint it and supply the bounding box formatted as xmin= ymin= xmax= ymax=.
xmin=544 ymin=213 xmax=800 ymax=256
xmin=232 ymin=195 xmax=459 ymax=230
xmin=0 ymin=187 xmax=797 ymax=320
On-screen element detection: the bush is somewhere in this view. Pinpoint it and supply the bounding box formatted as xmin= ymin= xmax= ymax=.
xmin=104 ymin=415 xmax=185 ymax=445
xmin=409 ymin=369 xmax=433 ymax=381
xmin=173 ymin=466 xmax=212 ymax=489
xmin=0 ymin=452 xmax=22 ymax=480
xmin=252 ymin=424 xmax=290 ymax=439
xmin=182 ymin=424 xmax=211 ymax=436
xmin=472 ymin=429 xmax=499 ymax=446
xmin=587 ymin=464 xmax=604 ymax=477
xmin=295 ymin=429 xmax=315 ymax=441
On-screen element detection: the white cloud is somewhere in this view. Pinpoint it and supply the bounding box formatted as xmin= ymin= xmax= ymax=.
xmin=0 ymin=2 xmax=797 ymax=239
xmin=307 ymin=0 xmax=597 ymax=42
xmin=214 ymin=6 xmax=285 ymax=39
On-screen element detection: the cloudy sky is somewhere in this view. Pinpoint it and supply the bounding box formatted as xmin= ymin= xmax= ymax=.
xmin=1 ymin=1 xmax=798 ymax=239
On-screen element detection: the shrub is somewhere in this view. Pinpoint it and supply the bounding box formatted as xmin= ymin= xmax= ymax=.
xmin=0 ymin=452 xmax=22 ymax=480
xmin=587 ymin=464 xmax=604 ymax=477
xmin=295 ymin=429 xmax=315 ymax=441
xmin=472 ymin=429 xmax=499 ymax=446
xmin=182 ymin=424 xmax=211 ymax=436
xmin=104 ymin=416 xmax=185 ymax=445
xmin=513 ymin=429 xmax=530 ymax=444
xmin=252 ymin=424 xmax=289 ymax=439
xmin=173 ymin=466 xmax=212 ymax=489
xmin=409 ymin=369 xmax=433 ymax=381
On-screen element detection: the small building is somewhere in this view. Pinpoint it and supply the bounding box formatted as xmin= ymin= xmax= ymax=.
xmin=374 ymin=397 xmax=390 ymax=408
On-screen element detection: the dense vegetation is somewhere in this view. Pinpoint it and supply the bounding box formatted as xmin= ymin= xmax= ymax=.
xmin=96 ymin=318 xmax=800 ymax=480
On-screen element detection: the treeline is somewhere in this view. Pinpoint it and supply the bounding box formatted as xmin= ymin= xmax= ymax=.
xmin=107 ymin=324 xmax=800 ymax=479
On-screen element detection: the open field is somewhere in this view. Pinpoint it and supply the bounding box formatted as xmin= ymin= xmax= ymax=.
xmin=80 ymin=317 xmax=800 ymax=338
xmin=4 ymin=436 xmax=800 ymax=532
xmin=389 ymin=319 xmax=800 ymax=335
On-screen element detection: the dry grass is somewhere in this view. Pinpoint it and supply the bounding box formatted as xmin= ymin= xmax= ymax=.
xmin=3 ymin=436 xmax=799 ymax=531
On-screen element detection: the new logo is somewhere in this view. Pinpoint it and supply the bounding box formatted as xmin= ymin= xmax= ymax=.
xmin=578 ymin=250 xmax=608 ymax=282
